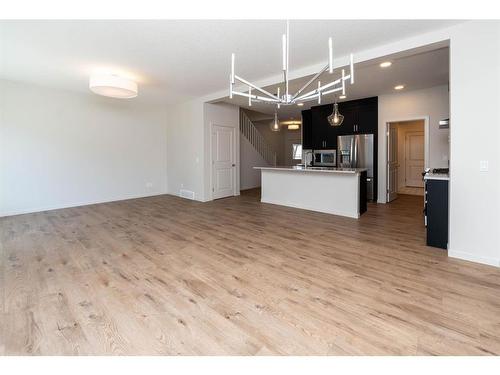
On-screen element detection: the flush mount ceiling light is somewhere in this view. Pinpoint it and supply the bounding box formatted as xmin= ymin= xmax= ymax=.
xmin=229 ymin=20 xmax=355 ymax=115
xmin=89 ymin=74 xmax=138 ymax=98
xmin=380 ymin=61 xmax=392 ymax=68
xmin=280 ymin=120 xmax=301 ymax=130
xmin=339 ymin=94 xmax=347 ymax=99
xmin=297 ymin=103 xmax=304 ymax=107
xmin=394 ymin=84 xmax=405 ymax=90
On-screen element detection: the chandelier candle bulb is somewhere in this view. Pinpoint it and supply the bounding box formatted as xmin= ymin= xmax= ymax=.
xmin=231 ymin=53 xmax=235 ymax=84
xmin=350 ymin=54 xmax=354 ymax=84
xmin=342 ymin=69 xmax=346 ymax=95
xmin=318 ymin=81 xmax=321 ymax=104
xmin=282 ymin=34 xmax=287 ymax=71
xmin=329 ymin=38 xmax=333 ymax=73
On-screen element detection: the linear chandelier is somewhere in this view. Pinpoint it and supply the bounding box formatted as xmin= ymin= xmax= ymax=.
xmin=229 ymin=20 xmax=355 ymax=107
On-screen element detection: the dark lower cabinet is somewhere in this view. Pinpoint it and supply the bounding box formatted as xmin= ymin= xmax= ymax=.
xmin=425 ymin=179 xmax=449 ymax=249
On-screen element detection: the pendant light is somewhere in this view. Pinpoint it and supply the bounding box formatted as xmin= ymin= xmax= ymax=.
xmin=270 ymin=108 xmax=281 ymax=132
xmin=328 ymin=98 xmax=344 ymax=127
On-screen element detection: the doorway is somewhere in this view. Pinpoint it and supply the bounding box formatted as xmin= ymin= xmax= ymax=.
xmin=212 ymin=124 xmax=237 ymax=199
xmin=386 ymin=118 xmax=428 ymax=202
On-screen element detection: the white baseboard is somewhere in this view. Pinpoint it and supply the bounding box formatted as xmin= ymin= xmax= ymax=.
xmin=0 ymin=191 xmax=167 ymax=218
xmin=448 ymin=249 xmax=500 ymax=268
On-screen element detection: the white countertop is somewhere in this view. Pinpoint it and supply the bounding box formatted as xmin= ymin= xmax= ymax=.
xmin=424 ymin=173 xmax=450 ymax=181
xmin=254 ymin=166 xmax=368 ymax=174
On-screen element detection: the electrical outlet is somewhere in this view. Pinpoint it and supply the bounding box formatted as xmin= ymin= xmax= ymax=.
xmin=480 ymin=160 xmax=489 ymax=172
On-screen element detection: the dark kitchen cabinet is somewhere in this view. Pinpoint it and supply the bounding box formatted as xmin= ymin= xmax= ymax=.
xmin=356 ymin=97 xmax=378 ymax=134
xmin=425 ymin=179 xmax=449 ymax=249
xmin=337 ymin=102 xmax=357 ymax=135
xmin=301 ymin=109 xmax=313 ymax=149
xmin=310 ymin=104 xmax=345 ymax=150
xmin=338 ymin=97 xmax=378 ymax=135
xmin=306 ymin=97 xmax=378 ymax=149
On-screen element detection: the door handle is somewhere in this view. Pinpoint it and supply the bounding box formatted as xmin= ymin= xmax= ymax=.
xmin=232 ymin=164 xmax=235 ymax=167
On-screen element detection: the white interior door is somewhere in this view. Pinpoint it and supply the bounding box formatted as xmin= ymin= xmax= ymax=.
xmin=387 ymin=123 xmax=398 ymax=202
xmin=212 ymin=124 xmax=235 ymax=199
xmin=405 ymin=131 xmax=424 ymax=187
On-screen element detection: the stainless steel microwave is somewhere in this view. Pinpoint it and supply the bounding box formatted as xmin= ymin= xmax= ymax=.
xmin=313 ymin=149 xmax=336 ymax=166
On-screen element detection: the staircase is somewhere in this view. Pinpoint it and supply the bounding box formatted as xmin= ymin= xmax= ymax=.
xmin=240 ymin=110 xmax=277 ymax=166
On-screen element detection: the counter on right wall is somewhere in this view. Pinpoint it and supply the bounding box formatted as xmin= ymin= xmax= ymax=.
xmin=377 ymin=84 xmax=450 ymax=204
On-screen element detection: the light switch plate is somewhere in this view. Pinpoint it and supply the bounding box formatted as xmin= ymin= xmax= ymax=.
xmin=480 ymin=160 xmax=489 ymax=172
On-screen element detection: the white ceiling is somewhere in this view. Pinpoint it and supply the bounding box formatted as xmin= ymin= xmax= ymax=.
xmin=0 ymin=20 xmax=460 ymax=104
xmin=225 ymin=46 xmax=450 ymax=119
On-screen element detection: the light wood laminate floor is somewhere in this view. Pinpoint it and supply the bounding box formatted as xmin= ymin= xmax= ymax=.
xmin=1 ymin=190 xmax=499 ymax=355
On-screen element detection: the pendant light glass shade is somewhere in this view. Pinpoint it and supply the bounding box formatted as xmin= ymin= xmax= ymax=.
xmin=270 ymin=110 xmax=281 ymax=132
xmin=328 ymin=102 xmax=344 ymax=127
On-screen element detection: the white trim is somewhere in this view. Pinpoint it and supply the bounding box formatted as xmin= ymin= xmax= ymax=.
xmin=383 ymin=116 xmax=430 ymax=203
xmin=210 ymin=122 xmax=239 ymax=201
xmin=448 ymin=249 xmax=500 ymax=268
xmin=0 ymin=191 xmax=167 ymax=218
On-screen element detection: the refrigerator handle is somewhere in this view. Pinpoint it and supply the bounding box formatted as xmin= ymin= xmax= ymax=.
xmin=353 ymin=136 xmax=358 ymax=168
xmin=350 ymin=138 xmax=354 ymax=168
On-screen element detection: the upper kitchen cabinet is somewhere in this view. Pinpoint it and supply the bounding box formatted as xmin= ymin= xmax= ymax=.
xmin=339 ymin=97 xmax=378 ymax=134
xmin=311 ymin=104 xmax=339 ymax=149
xmin=354 ymin=97 xmax=378 ymax=134
xmin=337 ymin=102 xmax=357 ymax=135
xmin=301 ymin=109 xmax=313 ymax=149
xmin=302 ymin=97 xmax=378 ymax=150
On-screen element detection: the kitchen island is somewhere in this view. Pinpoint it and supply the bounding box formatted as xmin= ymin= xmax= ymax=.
xmin=254 ymin=166 xmax=368 ymax=218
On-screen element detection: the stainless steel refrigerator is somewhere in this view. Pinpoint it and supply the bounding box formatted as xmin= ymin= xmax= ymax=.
xmin=337 ymin=134 xmax=375 ymax=201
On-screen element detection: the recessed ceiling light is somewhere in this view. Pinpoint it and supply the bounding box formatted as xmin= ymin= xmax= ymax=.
xmin=89 ymin=74 xmax=138 ymax=98
xmin=339 ymin=95 xmax=347 ymax=99
xmin=380 ymin=61 xmax=392 ymax=68
xmin=297 ymin=103 xmax=304 ymax=106
xmin=394 ymin=85 xmax=405 ymax=90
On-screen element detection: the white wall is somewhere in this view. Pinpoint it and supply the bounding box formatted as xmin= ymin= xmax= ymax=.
xmin=165 ymin=98 xmax=205 ymax=201
xmin=240 ymin=134 xmax=269 ymax=190
xmin=0 ymin=79 xmax=168 ymax=216
xmin=378 ymin=85 xmax=450 ymax=203
xmin=447 ymin=21 xmax=500 ymax=266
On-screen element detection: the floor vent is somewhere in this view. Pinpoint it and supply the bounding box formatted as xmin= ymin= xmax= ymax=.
xmin=179 ymin=189 xmax=195 ymax=200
